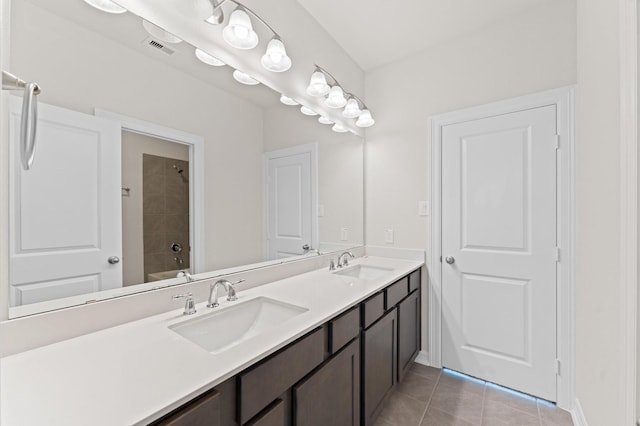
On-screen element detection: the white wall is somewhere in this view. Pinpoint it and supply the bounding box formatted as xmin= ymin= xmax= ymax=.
xmin=363 ymin=0 xmax=576 ymax=368
xmin=10 ymin=0 xmax=265 ymax=274
xmin=575 ymin=0 xmax=626 ymax=423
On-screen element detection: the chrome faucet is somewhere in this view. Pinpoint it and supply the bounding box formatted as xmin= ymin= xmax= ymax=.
xmin=172 ymin=293 xmax=196 ymax=315
xmin=337 ymin=251 xmax=355 ymax=268
xmin=207 ymin=279 xmax=244 ymax=308
xmin=177 ymin=270 xmax=194 ymax=282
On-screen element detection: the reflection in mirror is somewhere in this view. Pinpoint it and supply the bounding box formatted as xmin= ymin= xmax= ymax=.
xmin=7 ymin=0 xmax=364 ymax=318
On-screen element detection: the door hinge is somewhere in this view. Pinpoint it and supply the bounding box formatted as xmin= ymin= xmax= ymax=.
xmin=440 ymin=256 xmax=442 ymax=263
xmin=554 ymin=135 xmax=560 ymax=150
xmin=555 ymin=359 xmax=561 ymax=375
xmin=554 ymin=247 xmax=560 ymax=262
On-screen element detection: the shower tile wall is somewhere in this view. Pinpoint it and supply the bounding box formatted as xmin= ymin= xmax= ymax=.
xmin=143 ymin=154 xmax=190 ymax=281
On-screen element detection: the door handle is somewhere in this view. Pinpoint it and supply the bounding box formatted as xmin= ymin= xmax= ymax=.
xmin=108 ymin=256 xmax=120 ymax=264
xmin=445 ymin=256 xmax=455 ymax=264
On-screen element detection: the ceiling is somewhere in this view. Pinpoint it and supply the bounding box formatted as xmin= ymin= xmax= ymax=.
xmin=297 ymin=0 xmax=558 ymax=71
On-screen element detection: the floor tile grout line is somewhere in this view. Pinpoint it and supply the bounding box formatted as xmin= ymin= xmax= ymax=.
xmin=416 ymin=370 xmax=442 ymax=425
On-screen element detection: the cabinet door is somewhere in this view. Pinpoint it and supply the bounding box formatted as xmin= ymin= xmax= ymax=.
xmin=398 ymin=290 xmax=420 ymax=381
xmin=293 ymin=338 xmax=360 ymax=426
xmin=362 ymin=308 xmax=397 ymax=426
xmin=154 ymin=389 xmax=220 ymax=426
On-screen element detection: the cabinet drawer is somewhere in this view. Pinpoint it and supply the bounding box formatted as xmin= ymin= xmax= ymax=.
xmin=155 ymin=389 xmax=220 ymax=426
xmin=385 ymin=277 xmax=409 ymax=309
xmin=245 ymin=399 xmax=285 ymax=426
xmin=238 ymin=328 xmax=325 ymax=424
xmin=329 ymin=306 xmax=360 ymax=354
xmin=408 ymin=269 xmax=420 ymax=293
xmin=361 ymin=292 xmax=385 ymax=329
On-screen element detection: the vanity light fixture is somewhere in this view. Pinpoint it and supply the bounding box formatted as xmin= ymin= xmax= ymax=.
xmin=232 ymin=69 xmax=259 ymax=85
xmin=195 ymin=48 xmax=226 ymax=66
xmin=142 ymin=20 xmax=182 ymax=44
xmin=223 ymin=7 xmax=259 ymax=50
xmin=325 ymin=86 xmax=347 ymax=109
xmin=306 ymin=69 xmax=330 ymax=97
xmin=261 ymin=37 xmax=292 ymax=72
xmin=300 ymin=106 xmax=318 ymax=116
xmin=332 ymin=123 xmax=348 ymax=133
xmin=342 ymin=97 xmax=361 ymax=118
xmin=280 ymin=95 xmax=299 ymax=106
xmin=205 ymin=0 xmax=292 ymax=72
xmin=356 ymin=109 xmax=375 ymax=128
xmin=318 ymin=116 xmax=333 ymax=125
xmin=83 ymin=0 xmax=127 ymax=14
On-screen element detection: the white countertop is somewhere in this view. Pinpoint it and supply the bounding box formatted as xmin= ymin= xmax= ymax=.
xmin=0 ymin=256 xmax=423 ymax=426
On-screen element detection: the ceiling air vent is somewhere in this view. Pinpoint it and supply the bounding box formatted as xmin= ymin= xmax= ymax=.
xmin=141 ymin=37 xmax=176 ymax=56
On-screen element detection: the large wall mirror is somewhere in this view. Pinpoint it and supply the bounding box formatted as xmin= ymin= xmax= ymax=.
xmin=7 ymin=0 xmax=364 ymax=318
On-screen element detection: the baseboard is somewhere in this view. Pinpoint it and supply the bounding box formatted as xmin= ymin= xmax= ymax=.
xmin=414 ymin=350 xmax=431 ymax=366
xmin=571 ymin=398 xmax=588 ymax=426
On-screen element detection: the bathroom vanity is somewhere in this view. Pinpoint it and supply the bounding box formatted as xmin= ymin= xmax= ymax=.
xmin=0 ymin=256 xmax=423 ymax=426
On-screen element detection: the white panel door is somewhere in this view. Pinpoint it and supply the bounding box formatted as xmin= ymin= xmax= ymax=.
xmin=265 ymin=147 xmax=315 ymax=260
xmin=441 ymin=105 xmax=557 ymax=400
xmin=9 ymin=97 xmax=122 ymax=306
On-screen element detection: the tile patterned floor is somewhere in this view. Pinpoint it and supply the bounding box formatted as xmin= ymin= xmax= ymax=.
xmin=374 ymin=364 xmax=574 ymax=426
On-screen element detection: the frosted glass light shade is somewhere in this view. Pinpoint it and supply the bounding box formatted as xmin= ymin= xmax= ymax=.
xmin=332 ymin=123 xmax=348 ymax=133
xmin=325 ymin=86 xmax=347 ymax=108
xmin=300 ymin=106 xmax=318 ymax=116
xmin=356 ymin=109 xmax=375 ymax=127
xmin=342 ymin=98 xmax=361 ymax=118
xmin=195 ymin=49 xmax=225 ymax=66
xmin=223 ymin=9 xmax=259 ymax=49
xmin=83 ymin=0 xmax=127 ymax=14
xmin=261 ymin=38 xmax=292 ymax=72
xmin=232 ymin=70 xmax=259 ymax=85
xmin=306 ymin=71 xmax=330 ymax=97
xmin=142 ymin=20 xmax=182 ymax=44
xmin=280 ymin=95 xmax=298 ymax=106
xmin=318 ymin=116 xmax=333 ymax=125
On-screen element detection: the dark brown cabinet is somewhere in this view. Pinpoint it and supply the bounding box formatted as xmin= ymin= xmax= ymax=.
xmin=152 ymin=389 xmax=221 ymax=426
xmin=361 ymin=308 xmax=397 ymax=426
xmin=293 ymin=338 xmax=360 ymax=426
xmin=397 ymin=289 xmax=420 ymax=381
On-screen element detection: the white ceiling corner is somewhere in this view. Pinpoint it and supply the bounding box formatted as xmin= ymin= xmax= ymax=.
xmin=296 ymin=0 xmax=558 ymax=71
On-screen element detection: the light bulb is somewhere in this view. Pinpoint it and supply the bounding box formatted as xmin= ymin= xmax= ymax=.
xmin=223 ymin=9 xmax=259 ymax=49
xmin=232 ymin=70 xmax=259 ymax=85
xmin=325 ymin=86 xmax=347 ymax=108
xmin=83 ymin=0 xmax=127 ymax=14
xmin=306 ymin=71 xmax=330 ymax=97
xmin=300 ymin=106 xmax=318 ymax=116
xmin=356 ymin=109 xmax=375 ymax=128
xmin=195 ymin=48 xmax=225 ymax=66
xmin=280 ymin=95 xmax=299 ymax=106
xmin=318 ymin=116 xmax=333 ymax=125
xmin=342 ymin=98 xmax=361 ymax=118
xmin=332 ymin=123 xmax=348 ymax=133
xmin=261 ymin=38 xmax=292 ymax=72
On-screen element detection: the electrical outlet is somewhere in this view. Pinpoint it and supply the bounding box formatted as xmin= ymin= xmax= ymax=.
xmin=385 ymin=229 xmax=394 ymax=244
xmin=340 ymin=227 xmax=348 ymax=241
xmin=418 ymin=201 xmax=429 ymax=216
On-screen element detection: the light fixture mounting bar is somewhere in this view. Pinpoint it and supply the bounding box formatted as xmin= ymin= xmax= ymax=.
xmin=344 ymin=92 xmax=369 ymax=111
xmin=314 ymin=64 xmax=343 ymax=88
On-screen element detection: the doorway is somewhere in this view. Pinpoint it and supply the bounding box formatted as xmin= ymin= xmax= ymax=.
xmin=428 ymin=87 xmax=575 ymax=408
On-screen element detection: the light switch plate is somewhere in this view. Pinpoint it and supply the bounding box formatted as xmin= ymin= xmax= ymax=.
xmin=385 ymin=229 xmax=394 ymax=244
xmin=340 ymin=227 xmax=348 ymax=241
xmin=318 ymin=204 xmax=325 ymax=217
xmin=418 ymin=201 xmax=429 ymax=216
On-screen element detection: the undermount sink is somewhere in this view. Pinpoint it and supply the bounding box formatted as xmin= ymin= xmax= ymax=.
xmin=169 ymin=297 xmax=308 ymax=354
xmin=333 ymin=264 xmax=393 ymax=280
